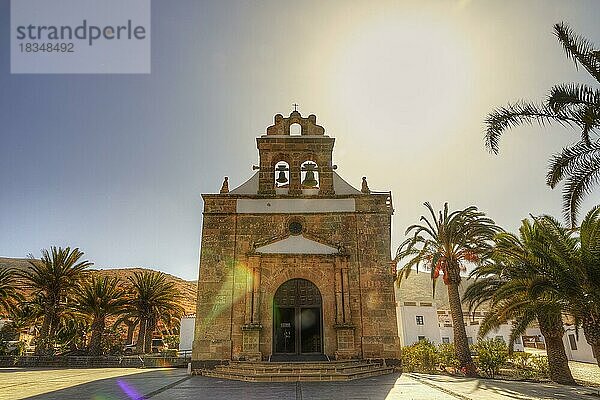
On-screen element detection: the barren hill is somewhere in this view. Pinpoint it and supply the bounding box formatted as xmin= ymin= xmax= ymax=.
xmin=95 ymin=268 xmax=197 ymax=315
xmin=0 ymin=257 xmax=197 ymax=315
xmin=396 ymin=270 xmax=483 ymax=311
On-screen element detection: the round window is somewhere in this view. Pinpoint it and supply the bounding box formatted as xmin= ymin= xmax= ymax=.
xmin=289 ymin=221 xmax=303 ymax=235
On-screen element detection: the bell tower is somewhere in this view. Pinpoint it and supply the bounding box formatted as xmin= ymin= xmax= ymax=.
xmin=257 ymin=111 xmax=335 ymax=196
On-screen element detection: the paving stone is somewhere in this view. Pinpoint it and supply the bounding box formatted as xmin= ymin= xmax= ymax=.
xmin=3 ymin=367 xmax=599 ymax=400
xmin=0 ymin=367 xmax=186 ymax=400
xmin=569 ymin=361 xmax=600 ymax=387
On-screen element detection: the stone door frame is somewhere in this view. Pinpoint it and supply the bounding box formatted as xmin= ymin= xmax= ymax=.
xmin=272 ymin=278 xmax=324 ymax=356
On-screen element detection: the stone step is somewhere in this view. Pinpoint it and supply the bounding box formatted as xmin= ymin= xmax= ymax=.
xmin=215 ymin=363 xmax=381 ymax=374
xmin=203 ymin=366 xmax=395 ymax=382
xmin=228 ymin=360 xmax=372 ymax=369
xmin=200 ymin=360 xmax=395 ymax=382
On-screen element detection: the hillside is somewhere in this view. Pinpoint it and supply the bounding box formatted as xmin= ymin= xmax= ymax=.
xmin=395 ymin=270 xmax=476 ymax=310
xmin=95 ymin=268 xmax=197 ymax=315
xmin=0 ymin=257 xmax=197 ymax=315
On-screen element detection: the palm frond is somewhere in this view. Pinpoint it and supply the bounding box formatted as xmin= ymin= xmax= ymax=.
xmin=485 ymin=101 xmax=580 ymax=154
xmin=547 ymin=141 xmax=600 ymax=188
xmin=562 ymin=157 xmax=600 ymax=227
xmin=549 ymin=83 xmax=600 ymax=112
xmin=554 ymin=22 xmax=600 ymax=83
xmin=507 ymin=311 xmax=536 ymax=352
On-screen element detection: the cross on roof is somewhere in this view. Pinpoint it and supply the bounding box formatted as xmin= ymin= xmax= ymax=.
xmin=292 ymin=103 xmax=299 ymax=112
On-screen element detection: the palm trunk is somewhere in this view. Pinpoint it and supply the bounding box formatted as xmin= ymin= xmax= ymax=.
xmin=537 ymin=312 xmax=575 ymax=385
xmin=582 ymin=315 xmax=600 ymax=367
xmin=35 ymin=313 xmax=52 ymax=355
xmin=48 ymin=315 xmax=61 ymax=354
xmin=144 ymin=318 xmax=156 ymax=353
xmin=36 ymin=303 xmax=57 ymax=355
xmin=125 ymin=319 xmax=137 ymax=345
xmin=447 ymin=281 xmax=477 ymax=377
xmin=591 ymin=344 xmax=600 ymax=368
xmin=136 ymin=318 xmax=147 ymax=353
xmin=89 ymin=317 xmax=105 ymax=356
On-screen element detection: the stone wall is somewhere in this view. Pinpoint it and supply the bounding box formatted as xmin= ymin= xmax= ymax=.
xmin=193 ymin=192 xmax=401 ymax=362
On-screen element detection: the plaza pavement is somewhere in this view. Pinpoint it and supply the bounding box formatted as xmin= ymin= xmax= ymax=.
xmin=1 ymin=367 xmax=599 ymax=400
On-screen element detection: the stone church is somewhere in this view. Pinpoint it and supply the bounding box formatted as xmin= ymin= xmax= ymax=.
xmin=192 ymin=110 xmax=400 ymax=367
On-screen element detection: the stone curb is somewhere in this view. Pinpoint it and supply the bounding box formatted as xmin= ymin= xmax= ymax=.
xmin=142 ymin=376 xmax=192 ymax=399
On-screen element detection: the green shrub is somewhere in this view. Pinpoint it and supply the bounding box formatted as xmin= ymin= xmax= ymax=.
xmin=437 ymin=343 xmax=460 ymax=371
xmin=473 ymin=338 xmax=508 ymax=378
xmin=102 ymin=329 xmax=125 ymax=355
xmin=509 ymin=351 xmax=531 ymax=369
xmin=529 ymin=355 xmax=549 ymax=375
xmin=0 ymin=341 xmax=8 ymax=356
xmin=163 ymin=335 xmax=180 ymax=349
xmin=161 ymin=349 xmax=178 ymax=357
xmin=508 ymin=351 xmax=549 ymax=379
xmin=11 ymin=340 xmax=27 ymax=356
xmin=401 ymin=339 xmax=438 ymax=373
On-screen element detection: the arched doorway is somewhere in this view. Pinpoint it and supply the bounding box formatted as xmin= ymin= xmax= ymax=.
xmin=273 ymin=278 xmax=323 ymax=355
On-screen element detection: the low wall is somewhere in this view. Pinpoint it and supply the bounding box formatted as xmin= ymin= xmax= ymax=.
xmin=0 ymin=355 xmax=190 ymax=368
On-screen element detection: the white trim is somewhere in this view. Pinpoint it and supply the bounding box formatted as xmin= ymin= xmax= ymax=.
xmin=255 ymin=235 xmax=339 ymax=254
xmin=229 ymin=172 xmax=259 ymax=194
xmin=236 ymin=198 xmax=355 ymax=213
xmin=332 ymin=172 xmax=361 ymax=195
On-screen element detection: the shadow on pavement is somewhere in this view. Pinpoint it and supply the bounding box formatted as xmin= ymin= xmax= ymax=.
xmin=20 ymin=368 xmax=187 ymax=400
xmin=413 ymin=372 xmax=596 ymax=400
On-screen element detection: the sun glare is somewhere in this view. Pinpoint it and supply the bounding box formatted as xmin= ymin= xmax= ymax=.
xmin=327 ymin=11 xmax=474 ymax=151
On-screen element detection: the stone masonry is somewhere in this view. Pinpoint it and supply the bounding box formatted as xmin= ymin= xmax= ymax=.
xmin=192 ymin=111 xmax=401 ymax=367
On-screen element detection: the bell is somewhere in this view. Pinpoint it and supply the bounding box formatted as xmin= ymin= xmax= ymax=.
xmin=302 ymin=170 xmax=318 ymax=187
xmin=275 ymin=164 xmax=289 ymax=185
xmin=276 ymin=170 xmax=288 ymax=184
xmin=302 ymin=163 xmax=318 ymax=187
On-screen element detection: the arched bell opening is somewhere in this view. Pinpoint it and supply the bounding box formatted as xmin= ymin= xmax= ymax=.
xmin=300 ymin=161 xmax=319 ymax=194
xmin=289 ymin=123 xmax=302 ymax=136
xmin=274 ymin=161 xmax=290 ymax=189
xmin=273 ymin=278 xmax=323 ymax=355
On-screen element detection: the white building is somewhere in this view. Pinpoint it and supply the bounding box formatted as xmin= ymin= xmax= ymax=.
xmin=563 ymin=325 xmax=596 ymax=364
xmin=395 ymin=272 xmax=595 ymax=363
xmin=178 ymin=315 xmax=195 ymax=354
xmin=397 ymin=300 xmax=441 ymax=346
xmin=396 ymin=299 xmax=525 ymax=351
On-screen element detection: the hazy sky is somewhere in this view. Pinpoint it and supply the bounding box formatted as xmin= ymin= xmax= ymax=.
xmin=1 ymin=0 xmax=599 ymax=280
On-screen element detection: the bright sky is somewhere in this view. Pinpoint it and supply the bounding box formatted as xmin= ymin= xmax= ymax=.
xmin=1 ymin=0 xmax=599 ymax=280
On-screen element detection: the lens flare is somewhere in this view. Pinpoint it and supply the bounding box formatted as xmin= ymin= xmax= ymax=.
xmin=117 ymin=379 xmax=143 ymax=400
xmin=198 ymin=258 xmax=259 ymax=330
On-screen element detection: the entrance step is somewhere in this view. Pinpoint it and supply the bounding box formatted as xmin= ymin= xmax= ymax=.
xmin=269 ymin=354 xmax=328 ymax=362
xmin=200 ymin=360 xmax=396 ymax=382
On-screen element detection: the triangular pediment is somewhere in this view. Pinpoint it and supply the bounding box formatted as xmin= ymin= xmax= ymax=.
xmin=254 ymin=235 xmax=338 ymax=255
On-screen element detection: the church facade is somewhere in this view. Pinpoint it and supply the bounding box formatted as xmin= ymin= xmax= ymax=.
xmin=192 ymin=111 xmax=401 ymax=366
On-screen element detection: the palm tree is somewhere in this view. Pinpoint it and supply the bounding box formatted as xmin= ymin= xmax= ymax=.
xmin=73 ymin=275 xmax=128 ymax=356
xmin=19 ymin=247 xmax=92 ymax=355
xmin=528 ymin=207 xmax=600 ymax=366
xmin=485 ymin=22 xmax=600 ymax=227
xmin=5 ymin=300 xmax=42 ymax=345
xmin=54 ymin=315 xmax=89 ymax=353
xmin=464 ymin=219 xmax=576 ymax=385
xmin=126 ymin=271 xmax=183 ymax=353
xmin=0 ymin=268 xmax=23 ymax=317
xmin=576 ymin=205 xmax=600 ymax=364
xmin=395 ymin=202 xmax=501 ymax=377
